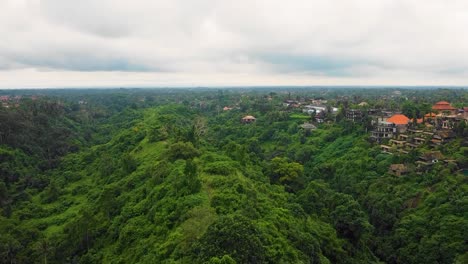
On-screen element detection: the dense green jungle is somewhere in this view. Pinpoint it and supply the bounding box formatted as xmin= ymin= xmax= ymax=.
xmin=0 ymin=87 xmax=467 ymax=264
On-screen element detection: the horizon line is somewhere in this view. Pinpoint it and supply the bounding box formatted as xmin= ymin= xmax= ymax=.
xmin=1 ymin=85 xmax=468 ymax=90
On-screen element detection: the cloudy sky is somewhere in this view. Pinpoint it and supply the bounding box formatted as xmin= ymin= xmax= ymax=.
xmin=0 ymin=0 xmax=468 ymax=88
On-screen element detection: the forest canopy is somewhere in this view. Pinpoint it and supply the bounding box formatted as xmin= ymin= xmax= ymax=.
xmin=0 ymin=87 xmax=467 ymax=264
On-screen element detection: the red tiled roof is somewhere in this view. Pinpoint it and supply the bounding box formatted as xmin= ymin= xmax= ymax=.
xmin=387 ymin=114 xmax=410 ymax=125
xmin=432 ymin=101 xmax=456 ymax=110
xmin=424 ymin=112 xmax=437 ymax=118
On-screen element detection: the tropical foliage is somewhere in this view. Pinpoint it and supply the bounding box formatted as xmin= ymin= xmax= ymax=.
xmin=0 ymin=88 xmax=466 ymax=263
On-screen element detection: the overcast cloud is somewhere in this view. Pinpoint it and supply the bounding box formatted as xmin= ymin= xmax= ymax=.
xmin=0 ymin=0 xmax=468 ymax=88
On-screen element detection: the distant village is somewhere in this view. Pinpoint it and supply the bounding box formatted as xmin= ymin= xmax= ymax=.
xmin=0 ymin=95 xmax=24 ymax=108
xmin=368 ymin=101 xmax=467 ymax=176
xmin=232 ymin=94 xmax=468 ymax=176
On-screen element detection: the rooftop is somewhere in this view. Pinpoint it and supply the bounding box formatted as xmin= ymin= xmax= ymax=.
xmin=387 ymin=114 xmax=410 ymax=125
xmin=432 ymin=101 xmax=456 ymax=110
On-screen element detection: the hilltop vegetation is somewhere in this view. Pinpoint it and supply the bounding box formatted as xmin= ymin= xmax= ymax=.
xmin=0 ymin=88 xmax=467 ymax=263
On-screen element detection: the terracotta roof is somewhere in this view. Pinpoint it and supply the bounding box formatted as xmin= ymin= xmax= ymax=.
xmin=424 ymin=112 xmax=437 ymax=118
xmin=432 ymin=101 xmax=456 ymax=110
xmin=387 ymin=114 xmax=410 ymax=125
xmin=412 ymin=118 xmax=423 ymax=124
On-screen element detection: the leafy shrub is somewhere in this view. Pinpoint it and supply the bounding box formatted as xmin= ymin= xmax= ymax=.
xmin=166 ymin=142 xmax=200 ymax=161
xmin=203 ymin=161 xmax=239 ymax=176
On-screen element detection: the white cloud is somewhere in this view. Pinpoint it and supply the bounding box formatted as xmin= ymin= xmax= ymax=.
xmin=0 ymin=0 xmax=468 ymax=88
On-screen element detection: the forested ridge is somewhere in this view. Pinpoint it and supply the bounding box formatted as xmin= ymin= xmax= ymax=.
xmin=0 ymin=88 xmax=467 ymax=263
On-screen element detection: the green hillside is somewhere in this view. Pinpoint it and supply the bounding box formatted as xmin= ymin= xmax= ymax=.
xmin=0 ymin=88 xmax=467 ymax=264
